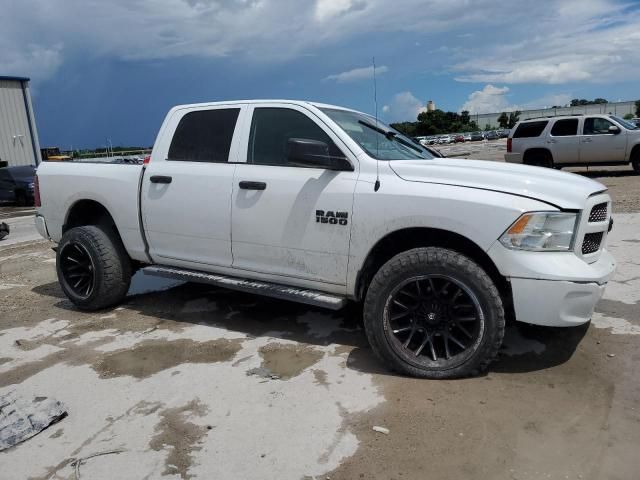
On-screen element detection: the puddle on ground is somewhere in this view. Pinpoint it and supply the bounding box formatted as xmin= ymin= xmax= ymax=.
xmin=149 ymin=399 xmax=209 ymax=480
xmin=127 ymin=271 xmax=185 ymax=296
xmin=257 ymin=343 xmax=324 ymax=380
xmin=93 ymin=338 xmax=243 ymax=379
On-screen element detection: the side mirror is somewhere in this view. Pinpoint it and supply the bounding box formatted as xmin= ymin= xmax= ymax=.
xmin=609 ymin=125 xmax=620 ymax=134
xmin=286 ymin=138 xmax=353 ymax=171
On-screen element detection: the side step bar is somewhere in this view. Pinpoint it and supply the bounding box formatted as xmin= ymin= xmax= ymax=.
xmin=143 ymin=265 xmax=347 ymax=310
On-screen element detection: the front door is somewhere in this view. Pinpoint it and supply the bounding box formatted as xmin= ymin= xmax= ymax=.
xmin=231 ymin=105 xmax=358 ymax=287
xmin=141 ymin=105 xmax=246 ymax=267
xmin=580 ymin=117 xmax=627 ymax=163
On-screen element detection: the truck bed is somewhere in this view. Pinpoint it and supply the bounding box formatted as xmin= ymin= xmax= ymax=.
xmin=36 ymin=161 xmax=148 ymax=262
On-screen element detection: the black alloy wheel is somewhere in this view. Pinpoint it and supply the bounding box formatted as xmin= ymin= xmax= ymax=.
xmin=59 ymin=241 xmax=96 ymax=299
xmin=385 ymin=274 xmax=483 ymax=368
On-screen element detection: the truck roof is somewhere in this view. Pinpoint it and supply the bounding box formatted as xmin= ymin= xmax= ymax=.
xmin=168 ymin=99 xmax=360 ymax=113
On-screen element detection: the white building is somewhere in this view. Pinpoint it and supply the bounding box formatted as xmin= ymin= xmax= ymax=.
xmin=0 ymin=76 xmax=41 ymax=167
xmin=471 ymin=100 xmax=637 ymax=129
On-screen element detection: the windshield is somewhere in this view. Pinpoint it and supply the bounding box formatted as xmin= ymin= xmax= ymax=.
xmin=320 ymin=108 xmax=434 ymax=160
xmin=610 ymin=115 xmax=638 ymax=130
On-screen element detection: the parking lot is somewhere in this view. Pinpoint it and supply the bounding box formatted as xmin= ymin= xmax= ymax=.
xmin=1 ymin=150 xmax=639 ymax=479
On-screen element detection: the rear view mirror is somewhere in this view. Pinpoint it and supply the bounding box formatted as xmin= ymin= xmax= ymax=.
xmin=286 ymin=138 xmax=353 ymax=171
xmin=609 ymin=125 xmax=620 ymax=134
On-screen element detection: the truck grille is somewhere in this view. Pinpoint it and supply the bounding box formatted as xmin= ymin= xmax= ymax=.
xmin=582 ymin=232 xmax=604 ymax=255
xmin=588 ymin=203 xmax=608 ymax=223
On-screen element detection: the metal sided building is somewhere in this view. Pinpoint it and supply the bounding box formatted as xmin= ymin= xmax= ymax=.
xmin=0 ymin=76 xmax=41 ymax=167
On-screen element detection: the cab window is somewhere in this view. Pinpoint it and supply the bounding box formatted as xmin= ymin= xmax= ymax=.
xmin=583 ymin=117 xmax=615 ymax=135
xmin=550 ymin=119 xmax=578 ymax=136
xmin=248 ymin=108 xmax=344 ymax=167
xmin=168 ymin=108 xmax=240 ymax=162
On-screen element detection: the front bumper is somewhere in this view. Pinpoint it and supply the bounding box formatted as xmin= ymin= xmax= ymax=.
xmin=34 ymin=215 xmax=50 ymax=240
xmin=510 ymin=278 xmax=606 ymax=326
xmin=488 ymin=243 xmax=616 ymax=327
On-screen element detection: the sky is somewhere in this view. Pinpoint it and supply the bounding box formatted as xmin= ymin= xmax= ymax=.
xmin=2 ymin=0 xmax=640 ymax=149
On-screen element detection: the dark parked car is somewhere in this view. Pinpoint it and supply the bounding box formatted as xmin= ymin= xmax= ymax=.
xmin=485 ymin=130 xmax=499 ymax=140
xmin=0 ymin=165 xmax=36 ymax=205
xmin=470 ymin=131 xmax=484 ymax=141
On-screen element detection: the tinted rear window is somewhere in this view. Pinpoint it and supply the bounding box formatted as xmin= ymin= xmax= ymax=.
xmin=550 ymin=118 xmax=578 ymax=136
xmin=168 ymin=108 xmax=240 ymax=162
xmin=513 ymin=121 xmax=548 ymax=138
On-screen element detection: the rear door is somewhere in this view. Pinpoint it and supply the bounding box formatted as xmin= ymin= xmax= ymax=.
xmin=141 ymin=105 xmax=247 ymax=267
xmin=580 ymin=117 xmax=627 ymax=163
xmin=547 ymin=118 xmax=580 ymax=164
xmin=230 ymin=104 xmax=358 ymax=288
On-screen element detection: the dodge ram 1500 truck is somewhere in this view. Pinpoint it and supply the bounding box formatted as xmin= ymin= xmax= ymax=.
xmin=34 ymin=100 xmax=616 ymax=378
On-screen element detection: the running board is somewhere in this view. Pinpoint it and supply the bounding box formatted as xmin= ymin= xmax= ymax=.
xmin=143 ymin=265 xmax=347 ymax=310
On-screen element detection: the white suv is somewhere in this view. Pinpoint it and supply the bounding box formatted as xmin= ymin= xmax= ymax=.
xmin=505 ymin=114 xmax=640 ymax=172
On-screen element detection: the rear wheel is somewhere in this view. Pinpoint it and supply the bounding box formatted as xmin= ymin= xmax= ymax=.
xmin=363 ymin=247 xmax=505 ymax=379
xmin=56 ymin=225 xmax=132 ymax=310
xmin=524 ymin=150 xmax=554 ymax=168
xmin=632 ymin=149 xmax=640 ymax=174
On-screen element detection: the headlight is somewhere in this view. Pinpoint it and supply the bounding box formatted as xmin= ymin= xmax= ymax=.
xmin=499 ymin=212 xmax=577 ymax=251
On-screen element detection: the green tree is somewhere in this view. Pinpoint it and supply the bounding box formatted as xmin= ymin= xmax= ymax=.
xmin=635 ymin=100 xmax=640 ymax=117
xmin=460 ymin=110 xmax=470 ymax=124
xmin=623 ymin=113 xmax=634 ymax=120
xmin=497 ymin=112 xmax=509 ymax=129
xmin=508 ymin=110 xmax=521 ymax=129
xmin=593 ymin=98 xmax=608 ymax=104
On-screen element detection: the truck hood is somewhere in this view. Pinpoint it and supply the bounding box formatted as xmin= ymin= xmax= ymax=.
xmin=389 ymin=158 xmax=606 ymax=209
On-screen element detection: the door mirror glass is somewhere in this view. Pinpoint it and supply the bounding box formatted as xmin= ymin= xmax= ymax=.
xmin=608 ymin=125 xmax=620 ymax=134
xmin=287 ymin=138 xmax=353 ymax=171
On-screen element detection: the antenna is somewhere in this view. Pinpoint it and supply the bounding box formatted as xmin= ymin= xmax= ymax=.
xmin=373 ymin=57 xmax=381 ymax=192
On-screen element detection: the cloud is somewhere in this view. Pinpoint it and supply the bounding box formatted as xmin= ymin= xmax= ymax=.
xmin=315 ymin=0 xmax=367 ymax=21
xmin=324 ymin=65 xmax=388 ymax=83
xmin=460 ymin=85 xmax=512 ymax=114
xmin=382 ymin=91 xmax=427 ymax=122
xmin=2 ymin=0 xmax=639 ymax=88
xmin=452 ymin=1 xmax=640 ymax=84
xmin=460 ymin=85 xmax=573 ymax=114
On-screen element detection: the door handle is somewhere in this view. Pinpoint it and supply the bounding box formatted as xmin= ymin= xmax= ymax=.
xmin=150 ymin=175 xmax=172 ymax=184
xmin=582 ymin=137 xmax=592 ymax=143
xmin=547 ymin=139 xmax=557 ymax=144
xmin=239 ymin=181 xmax=267 ymax=190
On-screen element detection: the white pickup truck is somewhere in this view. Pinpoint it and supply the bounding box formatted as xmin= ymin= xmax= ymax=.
xmin=34 ymin=100 xmax=616 ymax=378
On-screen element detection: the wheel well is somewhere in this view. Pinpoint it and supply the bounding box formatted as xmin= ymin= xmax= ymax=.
xmin=630 ymin=144 xmax=640 ymax=162
xmin=523 ymin=148 xmax=553 ymax=166
xmin=355 ymin=227 xmax=514 ymax=319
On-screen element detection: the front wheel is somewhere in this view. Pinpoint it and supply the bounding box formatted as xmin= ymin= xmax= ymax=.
xmin=56 ymin=225 xmax=132 ymax=310
xmin=363 ymin=247 xmax=505 ymax=379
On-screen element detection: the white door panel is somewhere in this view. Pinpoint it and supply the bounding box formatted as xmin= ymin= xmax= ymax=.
xmin=231 ymin=104 xmax=358 ymax=286
xmin=580 ymin=117 xmax=627 ymax=163
xmin=142 ymin=161 xmax=236 ymax=266
xmin=142 ymin=105 xmax=247 ymax=267
xmin=232 ymin=165 xmax=356 ymax=285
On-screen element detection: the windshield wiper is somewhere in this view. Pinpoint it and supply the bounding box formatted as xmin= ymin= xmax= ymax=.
xmin=357 ymin=120 xmax=423 ymax=153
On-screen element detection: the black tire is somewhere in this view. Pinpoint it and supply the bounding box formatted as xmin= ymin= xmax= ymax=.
xmin=632 ymin=149 xmax=640 ymax=174
xmin=525 ymin=150 xmax=554 ymax=168
xmin=363 ymin=247 xmax=505 ymax=379
xmin=56 ymin=225 xmax=132 ymax=310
